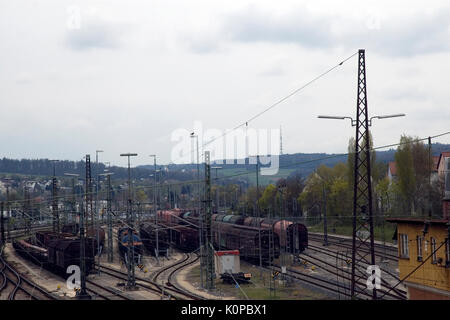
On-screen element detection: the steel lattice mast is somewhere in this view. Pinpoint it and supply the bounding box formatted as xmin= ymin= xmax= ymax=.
xmin=203 ymin=151 xmax=215 ymax=289
xmin=77 ymin=155 xmax=91 ymax=299
xmin=351 ymin=49 xmax=377 ymax=299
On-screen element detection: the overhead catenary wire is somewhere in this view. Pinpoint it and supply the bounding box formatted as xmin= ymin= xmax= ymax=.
xmin=173 ymin=51 xmax=359 ymax=163
xmin=2 ymin=130 xmax=450 ymax=207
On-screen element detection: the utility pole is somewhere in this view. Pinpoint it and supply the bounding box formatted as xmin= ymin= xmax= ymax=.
xmin=428 ymin=137 xmax=432 ymax=218
xmin=203 ymin=151 xmax=215 ymax=289
xmin=120 ymin=153 xmax=138 ymax=290
xmin=211 ymin=166 xmax=222 ymax=213
xmin=50 ymin=160 xmax=60 ymax=233
xmin=77 ymin=155 xmax=91 ymax=300
xmin=1 ymin=202 xmax=4 ymax=247
xmin=23 ymin=186 xmax=31 ymax=235
xmin=191 ymin=132 xmax=204 ymax=288
xmin=100 ymin=172 xmax=114 ymax=263
xmin=256 ymin=155 xmax=262 ymax=272
xmin=95 ymin=150 xmax=103 ymax=273
xmin=5 ymin=179 xmax=10 ymax=242
xmin=64 ymin=173 xmax=79 ymax=234
xmin=322 ymin=183 xmax=328 ymax=246
xmin=350 ymin=49 xmax=376 ymax=300
xmin=149 ymin=155 xmax=159 ymax=263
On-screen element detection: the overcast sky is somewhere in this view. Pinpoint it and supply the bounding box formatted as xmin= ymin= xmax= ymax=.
xmin=1 ymin=0 xmax=450 ymax=167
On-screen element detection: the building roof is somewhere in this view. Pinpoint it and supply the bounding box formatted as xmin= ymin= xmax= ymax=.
xmin=386 ymin=217 xmax=449 ymax=225
xmin=437 ymin=152 xmax=450 ymax=170
xmin=432 ymin=156 xmax=440 ymax=171
xmin=388 ymin=161 xmax=397 ymax=176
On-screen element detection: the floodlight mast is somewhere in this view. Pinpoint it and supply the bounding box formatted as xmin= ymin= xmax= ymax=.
xmin=318 ymin=113 xmax=405 ymax=127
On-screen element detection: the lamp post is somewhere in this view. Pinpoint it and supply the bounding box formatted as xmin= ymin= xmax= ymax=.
xmin=50 ymin=160 xmax=60 ymax=233
xmin=99 ymin=172 xmax=114 ymax=263
xmin=318 ymin=113 xmax=405 ymax=126
xmin=120 ymin=153 xmax=138 ymax=289
xmin=211 ymin=166 xmax=222 ymax=213
xmin=191 ymin=132 xmax=204 ymax=288
xmin=149 ymin=155 xmax=160 ymax=262
xmin=4 ymin=178 xmax=11 ymax=242
xmin=64 ymin=173 xmax=79 ymax=234
xmin=314 ymin=171 xmax=328 ymax=246
xmin=95 ymin=150 xmax=103 ymax=272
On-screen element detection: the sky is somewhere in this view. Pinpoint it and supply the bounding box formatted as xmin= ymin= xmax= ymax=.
xmin=1 ymin=0 xmax=450 ymax=168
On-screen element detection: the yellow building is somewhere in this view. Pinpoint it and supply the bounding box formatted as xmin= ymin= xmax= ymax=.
xmin=387 ymin=217 xmax=450 ymax=300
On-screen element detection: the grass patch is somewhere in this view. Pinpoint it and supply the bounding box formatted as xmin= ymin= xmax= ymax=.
xmin=186 ymin=262 xmax=331 ymax=300
xmin=308 ymin=221 xmax=396 ymax=244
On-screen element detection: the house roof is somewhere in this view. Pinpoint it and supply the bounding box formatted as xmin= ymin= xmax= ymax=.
xmin=432 ymin=156 xmax=440 ymax=171
xmin=388 ymin=162 xmax=397 ymax=176
xmin=437 ymin=152 xmax=450 ymax=170
xmin=386 ymin=217 xmax=449 ymax=225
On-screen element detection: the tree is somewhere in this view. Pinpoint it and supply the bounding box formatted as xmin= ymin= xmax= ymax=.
xmin=394 ymin=135 xmax=430 ymax=215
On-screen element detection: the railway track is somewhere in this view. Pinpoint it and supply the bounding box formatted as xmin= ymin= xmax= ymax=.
xmin=152 ymin=252 xmax=202 ymax=299
xmin=98 ymin=258 xmax=204 ymax=300
xmin=306 ymin=243 xmax=402 ymax=283
xmin=0 ymin=256 xmax=58 ymax=300
xmin=297 ymin=250 xmax=406 ymax=300
xmin=85 ymin=279 xmax=131 ymax=300
xmin=309 ymin=233 xmax=398 ymax=261
xmin=264 ymin=262 xmax=361 ymax=299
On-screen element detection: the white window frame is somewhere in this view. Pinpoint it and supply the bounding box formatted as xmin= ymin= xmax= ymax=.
xmin=416 ymin=236 xmax=423 ymax=261
xmin=399 ymin=234 xmax=409 ymax=258
xmin=431 ymin=237 xmax=437 ymax=264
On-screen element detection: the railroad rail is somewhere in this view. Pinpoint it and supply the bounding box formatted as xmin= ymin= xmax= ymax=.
xmin=152 ymin=252 xmax=202 ymax=299
xmin=306 ymin=243 xmax=402 ymax=284
xmin=0 ymin=256 xmax=58 ymax=300
xmin=85 ymin=279 xmax=131 ymax=300
xmin=308 ymin=233 xmax=398 ymax=261
xmin=98 ymin=261 xmax=204 ymax=300
xmin=297 ymin=250 xmax=406 ymax=300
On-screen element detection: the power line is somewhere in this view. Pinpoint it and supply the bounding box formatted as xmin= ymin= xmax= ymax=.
xmin=3 ymin=130 xmax=449 ymax=207
xmin=174 ymin=51 xmax=359 ymax=164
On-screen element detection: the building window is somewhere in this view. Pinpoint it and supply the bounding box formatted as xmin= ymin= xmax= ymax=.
xmin=416 ymin=236 xmax=423 ymax=261
xmin=431 ymin=237 xmax=437 ymax=264
xmin=399 ymin=234 xmax=409 ymax=258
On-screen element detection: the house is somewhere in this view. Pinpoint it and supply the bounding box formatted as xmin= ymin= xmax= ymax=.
xmin=387 ymin=161 xmax=397 ymax=183
xmin=386 ymin=217 xmax=450 ymax=299
xmin=386 ymin=156 xmax=450 ymax=300
xmin=437 ymin=152 xmax=450 ymax=177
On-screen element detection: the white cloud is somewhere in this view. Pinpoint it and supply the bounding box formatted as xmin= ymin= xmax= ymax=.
xmin=0 ymin=0 xmax=449 ymax=166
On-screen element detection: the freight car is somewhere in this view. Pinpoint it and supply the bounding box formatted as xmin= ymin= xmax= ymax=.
xmin=13 ymin=233 xmax=96 ymax=275
xmin=117 ymin=227 xmax=143 ymax=265
xmin=59 ymin=224 xmax=106 ymax=256
xmin=210 ymin=214 xmax=308 ymax=254
xmin=139 ymin=222 xmax=170 ymax=256
xmin=211 ymin=221 xmax=280 ymax=264
xmin=87 ymin=226 xmax=106 ymax=255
